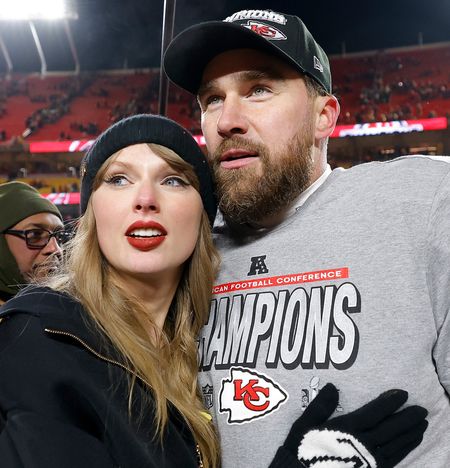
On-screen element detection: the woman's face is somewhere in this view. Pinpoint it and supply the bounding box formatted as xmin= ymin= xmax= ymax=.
xmin=91 ymin=144 xmax=203 ymax=286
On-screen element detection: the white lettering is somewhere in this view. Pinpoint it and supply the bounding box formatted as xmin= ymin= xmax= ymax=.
xmin=329 ymin=283 xmax=360 ymax=367
xmin=225 ymin=10 xmax=287 ymax=25
xmin=280 ymin=288 xmax=308 ymax=365
xmin=199 ymin=283 xmax=361 ymax=371
xmin=223 ymin=294 xmax=255 ymax=365
xmin=302 ymin=286 xmax=334 ymax=366
xmin=247 ymin=293 xmax=276 ymax=363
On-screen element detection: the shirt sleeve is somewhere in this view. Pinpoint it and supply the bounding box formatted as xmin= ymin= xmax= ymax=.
xmin=427 ymin=165 xmax=450 ymax=394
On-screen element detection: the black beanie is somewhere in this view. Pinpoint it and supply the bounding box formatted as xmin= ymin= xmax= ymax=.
xmin=80 ymin=114 xmax=217 ymax=226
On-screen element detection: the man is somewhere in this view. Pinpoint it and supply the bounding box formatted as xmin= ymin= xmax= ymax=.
xmin=0 ymin=181 xmax=67 ymax=305
xmin=164 ymin=9 xmax=450 ymax=468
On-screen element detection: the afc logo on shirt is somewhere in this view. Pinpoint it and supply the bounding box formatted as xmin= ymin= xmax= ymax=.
xmin=247 ymin=255 xmax=269 ymax=276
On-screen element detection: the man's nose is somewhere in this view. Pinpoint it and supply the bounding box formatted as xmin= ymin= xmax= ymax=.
xmin=42 ymin=236 xmax=62 ymax=256
xmin=217 ymin=97 xmax=249 ymax=138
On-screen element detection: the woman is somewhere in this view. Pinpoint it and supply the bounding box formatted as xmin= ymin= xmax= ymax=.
xmin=0 ymin=114 xmax=219 ymax=467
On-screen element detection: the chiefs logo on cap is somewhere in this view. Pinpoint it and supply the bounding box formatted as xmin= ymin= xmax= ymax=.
xmin=242 ymin=21 xmax=287 ymax=41
xmin=219 ymin=367 xmax=288 ymax=424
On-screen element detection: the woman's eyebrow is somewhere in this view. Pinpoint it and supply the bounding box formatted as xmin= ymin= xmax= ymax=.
xmin=107 ymin=160 xmax=152 ymax=176
xmin=107 ymin=160 xmax=133 ymax=170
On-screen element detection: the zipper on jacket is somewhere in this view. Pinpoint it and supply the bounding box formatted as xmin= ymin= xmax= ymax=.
xmin=45 ymin=327 xmax=204 ymax=468
xmin=44 ymin=327 xmax=148 ymax=385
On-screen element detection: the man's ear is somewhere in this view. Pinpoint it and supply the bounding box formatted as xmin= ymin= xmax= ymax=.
xmin=314 ymin=95 xmax=340 ymax=140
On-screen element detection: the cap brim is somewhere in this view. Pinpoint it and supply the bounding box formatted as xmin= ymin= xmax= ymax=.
xmin=164 ymin=21 xmax=306 ymax=95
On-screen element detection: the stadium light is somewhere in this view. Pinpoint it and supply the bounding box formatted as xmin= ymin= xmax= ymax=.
xmin=0 ymin=0 xmax=77 ymax=21
xmin=0 ymin=0 xmax=79 ymax=76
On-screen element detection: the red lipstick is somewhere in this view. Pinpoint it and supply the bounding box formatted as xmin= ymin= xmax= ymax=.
xmin=125 ymin=220 xmax=167 ymax=251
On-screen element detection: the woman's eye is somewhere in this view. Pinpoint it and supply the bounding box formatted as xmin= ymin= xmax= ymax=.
xmin=104 ymin=175 xmax=129 ymax=186
xmin=163 ymin=176 xmax=189 ymax=187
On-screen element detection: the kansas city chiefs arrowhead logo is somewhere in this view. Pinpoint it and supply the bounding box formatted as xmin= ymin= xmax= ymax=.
xmin=243 ymin=21 xmax=287 ymax=40
xmin=219 ymin=367 xmax=288 ymax=424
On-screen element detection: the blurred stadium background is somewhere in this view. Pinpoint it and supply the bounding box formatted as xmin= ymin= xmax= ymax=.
xmin=0 ymin=0 xmax=449 ymax=221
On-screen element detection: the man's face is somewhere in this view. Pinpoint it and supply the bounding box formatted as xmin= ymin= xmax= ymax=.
xmin=198 ymin=48 xmax=317 ymax=225
xmin=5 ymin=212 xmax=63 ymax=280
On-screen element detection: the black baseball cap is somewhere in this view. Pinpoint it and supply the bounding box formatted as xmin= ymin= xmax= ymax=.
xmin=164 ymin=9 xmax=331 ymax=95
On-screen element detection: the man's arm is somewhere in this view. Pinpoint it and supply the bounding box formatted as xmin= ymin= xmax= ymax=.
xmin=427 ymin=166 xmax=450 ymax=393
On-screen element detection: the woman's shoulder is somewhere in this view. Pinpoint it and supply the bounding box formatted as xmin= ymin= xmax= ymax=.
xmin=0 ymin=286 xmax=86 ymax=355
xmin=0 ymin=286 xmax=110 ymax=401
xmin=0 ymin=286 xmax=79 ymax=318
xmin=0 ymin=286 xmax=117 ymax=370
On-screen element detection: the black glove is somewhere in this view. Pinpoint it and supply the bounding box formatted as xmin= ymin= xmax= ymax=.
xmin=270 ymin=383 xmax=428 ymax=468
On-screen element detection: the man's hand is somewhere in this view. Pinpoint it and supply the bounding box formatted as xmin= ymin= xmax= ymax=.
xmin=270 ymin=383 xmax=428 ymax=468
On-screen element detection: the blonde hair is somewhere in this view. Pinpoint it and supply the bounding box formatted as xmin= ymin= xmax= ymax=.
xmin=46 ymin=144 xmax=220 ymax=466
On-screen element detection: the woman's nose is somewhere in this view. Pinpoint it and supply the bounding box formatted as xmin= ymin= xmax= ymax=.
xmin=134 ymin=185 xmax=160 ymax=213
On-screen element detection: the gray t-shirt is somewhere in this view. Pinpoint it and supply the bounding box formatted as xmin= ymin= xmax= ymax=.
xmin=198 ymin=156 xmax=450 ymax=467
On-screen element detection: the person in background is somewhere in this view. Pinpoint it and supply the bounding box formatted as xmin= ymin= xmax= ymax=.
xmin=164 ymin=8 xmax=449 ymax=467
xmin=0 ymin=181 xmax=66 ymax=305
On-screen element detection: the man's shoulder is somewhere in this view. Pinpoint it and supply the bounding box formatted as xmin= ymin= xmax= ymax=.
xmin=345 ymin=155 xmax=450 ymax=178
xmin=332 ymin=155 xmax=450 ymax=195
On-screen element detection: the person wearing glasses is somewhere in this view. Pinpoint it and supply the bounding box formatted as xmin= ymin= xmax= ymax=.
xmin=0 ymin=181 xmax=67 ymax=305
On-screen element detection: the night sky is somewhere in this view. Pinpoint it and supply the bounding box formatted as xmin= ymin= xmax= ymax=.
xmin=0 ymin=0 xmax=449 ymax=72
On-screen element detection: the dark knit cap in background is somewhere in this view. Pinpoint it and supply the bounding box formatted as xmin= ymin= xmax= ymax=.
xmin=80 ymin=114 xmax=217 ymax=226
xmin=164 ymin=9 xmax=331 ymax=95
xmin=0 ymin=181 xmax=62 ymax=232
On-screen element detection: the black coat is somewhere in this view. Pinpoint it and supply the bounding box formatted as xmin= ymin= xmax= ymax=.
xmin=0 ymin=286 xmax=200 ymax=468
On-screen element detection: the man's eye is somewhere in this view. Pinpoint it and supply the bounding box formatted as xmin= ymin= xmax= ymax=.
xmin=28 ymin=229 xmax=46 ymax=240
xmin=252 ymin=86 xmax=270 ymax=96
xmin=104 ymin=175 xmax=129 ymax=186
xmin=205 ymin=95 xmax=222 ymax=107
xmin=163 ymin=176 xmax=189 ymax=187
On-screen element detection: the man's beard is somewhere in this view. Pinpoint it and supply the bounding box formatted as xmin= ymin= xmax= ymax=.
xmin=29 ymin=253 xmax=61 ymax=280
xmin=211 ymin=125 xmax=314 ymax=226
